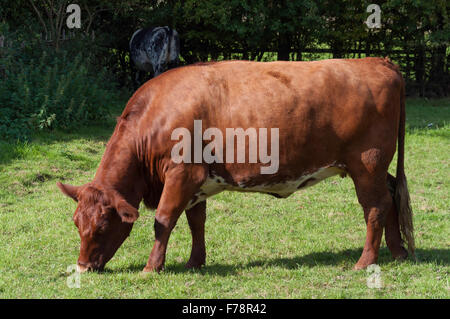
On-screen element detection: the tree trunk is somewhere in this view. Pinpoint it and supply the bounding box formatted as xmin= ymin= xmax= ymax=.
xmin=414 ymin=44 xmax=426 ymax=97
xmin=277 ymin=33 xmax=290 ymax=61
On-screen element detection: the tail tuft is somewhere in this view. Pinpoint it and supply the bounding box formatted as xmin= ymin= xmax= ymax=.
xmin=394 ymin=173 xmax=415 ymax=257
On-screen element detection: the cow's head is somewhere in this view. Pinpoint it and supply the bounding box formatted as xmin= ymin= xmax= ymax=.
xmin=57 ymin=182 xmax=139 ymax=272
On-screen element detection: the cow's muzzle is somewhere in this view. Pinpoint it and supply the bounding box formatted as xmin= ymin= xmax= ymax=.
xmin=76 ymin=261 xmax=104 ymax=273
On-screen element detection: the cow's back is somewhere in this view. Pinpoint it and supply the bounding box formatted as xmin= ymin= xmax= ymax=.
xmin=145 ymin=58 xmax=402 ymax=129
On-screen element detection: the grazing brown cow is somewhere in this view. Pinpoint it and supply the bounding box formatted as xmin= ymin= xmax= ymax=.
xmin=57 ymin=57 xmax=414 ymax=273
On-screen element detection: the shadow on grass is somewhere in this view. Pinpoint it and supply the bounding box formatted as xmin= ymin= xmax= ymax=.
xmin=107 ymin=247 xmax=449 ymax=276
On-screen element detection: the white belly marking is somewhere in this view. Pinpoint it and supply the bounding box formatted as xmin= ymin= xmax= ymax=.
xmin=185 ymin=165 xmax=346 ymax=210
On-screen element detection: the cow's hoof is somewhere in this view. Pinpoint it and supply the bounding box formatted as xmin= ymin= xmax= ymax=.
xmin=391 ymin=247 xmax=408 ymax=261
xmin=185 ymin=259 xmax=205 ymax=270
xmin=353 ymin=259 xmax=376 ymax=270
xmin=352 ymin=263 xmax=368 ymax=270
xmin=142 ymin=265 xmax=163 ymax=273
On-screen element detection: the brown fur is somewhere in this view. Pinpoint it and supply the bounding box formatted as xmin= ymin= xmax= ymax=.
xmin=58 ymin=58 xmax=414 ymax=272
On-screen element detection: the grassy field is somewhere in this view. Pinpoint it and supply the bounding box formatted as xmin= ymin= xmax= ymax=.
xmin=0 ymin=98 xmax=448 ymax=299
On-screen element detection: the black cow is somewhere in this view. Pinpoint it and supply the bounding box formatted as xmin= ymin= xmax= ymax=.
xmin=129 ymin=26 xmax=180 ymax=86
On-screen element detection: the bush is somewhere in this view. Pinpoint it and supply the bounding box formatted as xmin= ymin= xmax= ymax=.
xmin=0 ymin=32 xmax=119 ymax=141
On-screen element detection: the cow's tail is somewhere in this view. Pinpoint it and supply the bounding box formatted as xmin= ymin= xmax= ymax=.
xmin=394 ymin=79 xmax=415 ymax=257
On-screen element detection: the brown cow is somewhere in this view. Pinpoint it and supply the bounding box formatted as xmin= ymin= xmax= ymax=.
xmin=57 ymin=57 xmax=414 ymax=273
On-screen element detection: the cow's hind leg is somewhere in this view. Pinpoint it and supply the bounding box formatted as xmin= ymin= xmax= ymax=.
xmin=385 ymin=174 xmax=408 ymax=260
xmin=143 ymin=166 xmax=207 ymax=272
xmin=185 ymin=201 xmax=207 ymax=269
xmin=348 ymin=146 xmax=400 ymax=270
xmin=351 ymin=170 xmax=393 ymax=270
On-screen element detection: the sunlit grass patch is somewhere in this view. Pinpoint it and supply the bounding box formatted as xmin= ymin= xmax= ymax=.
xmin=0 ymin=98 xmax=448 ymax=298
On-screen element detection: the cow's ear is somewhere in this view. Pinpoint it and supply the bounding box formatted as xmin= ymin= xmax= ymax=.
xmin=57 ymin=182 xmax=79 ymax=202
xmin=116 ymin=201 xmax=139 ymax=223
xmin=112 ymin=192 xmax=139 ymax=223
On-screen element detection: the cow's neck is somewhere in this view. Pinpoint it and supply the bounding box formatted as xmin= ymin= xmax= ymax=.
xmin=93 ymin=131 xmax=146 ymax=209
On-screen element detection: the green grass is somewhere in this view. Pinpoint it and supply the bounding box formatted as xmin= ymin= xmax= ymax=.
xmin=0 ymin=98 xmax=449 ymax=298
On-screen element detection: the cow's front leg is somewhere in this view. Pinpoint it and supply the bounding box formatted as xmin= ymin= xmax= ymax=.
xmin=143 ymin=166 xmax=207 ymax=272
xmin=185 ymin=201 xmax=206 ymax=269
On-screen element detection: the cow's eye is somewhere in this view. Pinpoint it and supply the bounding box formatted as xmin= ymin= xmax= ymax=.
xmin=95 ymin=219 xmax=109 ymax=235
